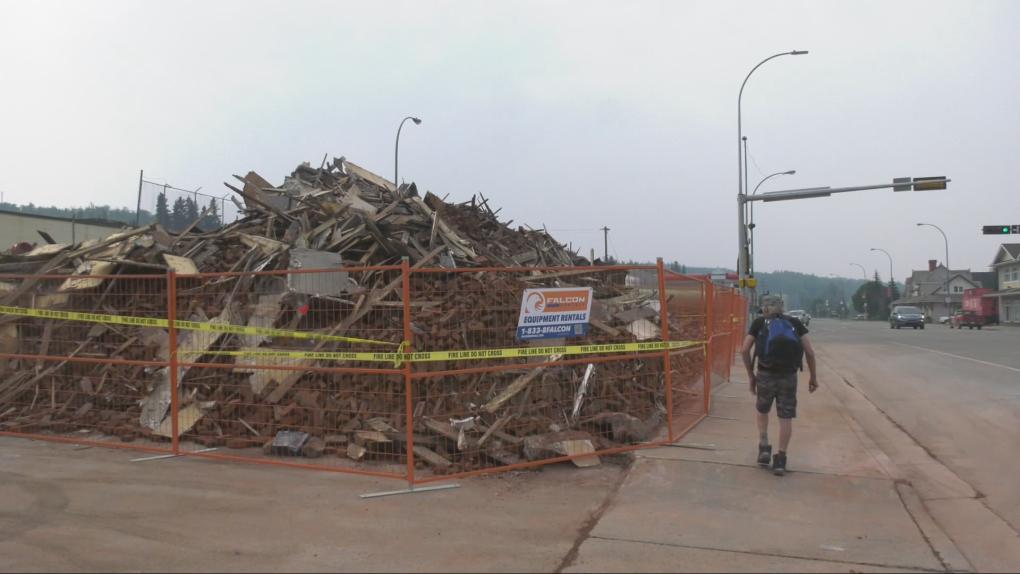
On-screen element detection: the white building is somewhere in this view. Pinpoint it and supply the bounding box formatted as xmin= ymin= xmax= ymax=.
xmin=0 ymin=209 xmax=128 ymax=251
xmin=988 ymin=244 xmax=1020 ymax=324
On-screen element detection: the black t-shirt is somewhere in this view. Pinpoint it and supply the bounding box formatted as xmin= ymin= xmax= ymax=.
xmin=748 ymin=315 xmax=808 ymax=372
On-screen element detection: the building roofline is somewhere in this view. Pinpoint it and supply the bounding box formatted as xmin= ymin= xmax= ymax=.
xmin=0 ymin=209 xmax=131 ymax=229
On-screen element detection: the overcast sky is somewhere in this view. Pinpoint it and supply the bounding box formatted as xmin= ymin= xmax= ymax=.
xmin=1 ymin=1 xmax=1016 ymax=281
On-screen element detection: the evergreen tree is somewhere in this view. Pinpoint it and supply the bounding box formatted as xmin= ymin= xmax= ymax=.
xmin=184 ymin=197 xmax=198 ymax=225
xmin=889 ymin=279 xmax=901 ymax=303
xmin=171 ymin=197 xmax=187 ymax=231
xmin=155 ymin=192 xmax=171 ymax=228
xmin=202 ymin=198 xmax=222 ymax=230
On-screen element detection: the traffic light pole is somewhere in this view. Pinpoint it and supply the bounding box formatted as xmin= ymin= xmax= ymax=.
xmin=738 ymin=178 xmax=951 ymax=322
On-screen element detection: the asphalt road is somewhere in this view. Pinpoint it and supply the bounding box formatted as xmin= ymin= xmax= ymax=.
xmin=807 ymin=318 xmax=1020 ymax=534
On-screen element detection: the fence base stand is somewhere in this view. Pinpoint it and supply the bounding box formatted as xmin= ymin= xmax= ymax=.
xmin=359 ymin=483 xmax=461 ymax=500
xmin=131 ymin=448 xmax=218 ymax=463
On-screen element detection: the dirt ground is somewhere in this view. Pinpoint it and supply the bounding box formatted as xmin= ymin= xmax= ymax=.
xmin=0 ymin=436 xmax=627 ymax=573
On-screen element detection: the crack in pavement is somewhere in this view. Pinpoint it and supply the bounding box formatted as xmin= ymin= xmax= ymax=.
xmin=584 ymin=535 xmax=954 ymax=573
xmin=555 ymin=456 xmax=633 ymax=573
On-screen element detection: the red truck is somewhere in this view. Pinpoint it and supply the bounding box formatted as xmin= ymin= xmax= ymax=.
xmin=951 ymin=289 xmax=999 ymax=329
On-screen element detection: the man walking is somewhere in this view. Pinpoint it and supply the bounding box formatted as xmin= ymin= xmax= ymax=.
xmin=740 ymin=295 xmax=818 ymax=476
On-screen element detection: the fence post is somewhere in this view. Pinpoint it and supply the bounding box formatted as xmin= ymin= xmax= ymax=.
xmin=727 ymin=293 xmax=735 ymax=382
xmin=656 ymin=259 xmax=674 ymax=442
xmin=167 ymin=270 xmax=180 ymax=455
xmin=401 ymin=257 xmax=415 ymax=488
xmin=704 ymin=280 xmax=714 ymax=415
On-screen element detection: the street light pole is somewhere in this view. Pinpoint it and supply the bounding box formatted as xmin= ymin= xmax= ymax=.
xmin=737 ymin=50 xmax=808 ymax=315
xmin=871 ymin=248 xmax=894 ymax=299
xmin=395 ymin=116 xmax=422 ymax=193
xmin=749 ymin=169 xmax=795 ymax=272
xmin=851 ymin=263 xmax=868 ymax=319
xmin=917 ymin=223 xmax=951 ymax=314
xmin=831 ymin=273 xmax=847 ymax=319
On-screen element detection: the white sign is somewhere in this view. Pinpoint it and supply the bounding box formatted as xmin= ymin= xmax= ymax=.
xmin=516 ymin=287 xmax=594 ymax=341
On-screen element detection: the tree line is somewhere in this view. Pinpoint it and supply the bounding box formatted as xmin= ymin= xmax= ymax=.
xmin=154 ymin=192 xmax=222 ymax=233
xmin=1 ymin=191 xmax=225 ymax=234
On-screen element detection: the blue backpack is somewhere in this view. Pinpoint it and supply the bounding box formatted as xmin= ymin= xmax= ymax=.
xmin=755 ymin=316 xmax=803 ymax=371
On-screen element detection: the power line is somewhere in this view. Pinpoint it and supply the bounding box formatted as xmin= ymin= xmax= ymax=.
xmin=608 ymin=232 xmax=621 ymax=262
xmin=746 ymin=146 xmax=768 ymax=179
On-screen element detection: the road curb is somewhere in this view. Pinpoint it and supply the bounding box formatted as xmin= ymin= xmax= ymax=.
xmin=818 ymin=353 xmax=974 ymax=573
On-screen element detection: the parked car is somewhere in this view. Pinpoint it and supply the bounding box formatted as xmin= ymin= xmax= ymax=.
xmin=890 ymin=306 xmax=925 ymax=330
xmin=950 ymin=310 xmax=984 ymax=330
xmin=854 ymin=314 xmax=866 ymax=321
xmin=938 ymin=316 xmax=950 ymax=324
xmin=788 ymin=309 xmax=810 ymax=327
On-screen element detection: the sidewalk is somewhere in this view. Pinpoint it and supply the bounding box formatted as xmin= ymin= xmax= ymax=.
xmin=563 ymin=368 xmax=971 ymax=573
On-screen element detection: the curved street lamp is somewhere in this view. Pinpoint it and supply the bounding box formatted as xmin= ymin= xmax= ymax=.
xmin=870 ymin=248 xmax=894 ymax=298
xmin=917 ymin=223 xmax=951 ymax=314
xmin=395 ymin=116 xmax=422 ymax=192
xmin=850 ymin=263 xmax=868 ymax=319
xmin=748 ymin=170 xmax=795 ymax=277
xmin=737 ymin=50 xmax=808 ymax=302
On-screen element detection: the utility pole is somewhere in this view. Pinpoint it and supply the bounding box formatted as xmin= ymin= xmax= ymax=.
xmin=135 ymin=169 xmax=144 ymax=226
xmin=601 ymin=227 xmax=610 ymax=263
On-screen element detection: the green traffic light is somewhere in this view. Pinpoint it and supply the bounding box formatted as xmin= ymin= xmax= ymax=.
xmin=1005 ymin=227 xmax=1011 ymax=233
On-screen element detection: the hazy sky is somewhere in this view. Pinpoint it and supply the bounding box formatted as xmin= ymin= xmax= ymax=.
xmin=1 ymin=1 xmax=1017 ymax=281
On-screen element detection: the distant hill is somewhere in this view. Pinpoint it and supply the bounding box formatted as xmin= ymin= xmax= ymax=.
xmin=619 ymin=260 xmax=904 ymax=313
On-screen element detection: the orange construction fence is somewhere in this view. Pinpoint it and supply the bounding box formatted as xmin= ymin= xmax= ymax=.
xmin=0 ymin=261 xmax=745 ymax=483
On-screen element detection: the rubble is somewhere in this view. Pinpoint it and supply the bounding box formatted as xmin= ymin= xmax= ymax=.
xmin=0 ymin=155 xmax=706 ymax=475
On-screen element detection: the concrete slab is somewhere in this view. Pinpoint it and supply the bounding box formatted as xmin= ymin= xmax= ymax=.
xmin=563 ymin=537 xmax=933 ymax=573
xmin=895 ymin=484 xmax=973 ymax=573
xmin=590 ymin=458 xmax=944 ymax=572
xmin=927 ymin=498 xmax=1020 ymax=573
xmin=899 ymin=463 xmax=978 ymax=501
xmin=0 ymin=437 xmax=621 ymax=573
xmin=639 ymin=427 xmax=888 ymax=480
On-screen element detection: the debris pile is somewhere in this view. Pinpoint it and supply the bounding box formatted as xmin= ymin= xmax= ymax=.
xmin=0 ymin=156 xmax=706 ymax=473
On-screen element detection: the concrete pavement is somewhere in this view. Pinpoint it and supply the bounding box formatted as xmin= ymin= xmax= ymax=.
xmin=4 ymin=321 xmax=1016 ymax=572
xmin=808 ymin=319 xmax=1020 ymax=573
xmin=564 ymin=366 xmax=970 ymax=573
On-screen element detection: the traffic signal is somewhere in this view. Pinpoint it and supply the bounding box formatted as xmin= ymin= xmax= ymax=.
xmin=983 ymin=225 xmax=1019 ymax=235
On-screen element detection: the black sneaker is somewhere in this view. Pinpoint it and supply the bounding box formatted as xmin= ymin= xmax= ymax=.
xmin=773 ymin=452 xmax=788 ymax=477
xmin=757 ymin=444 xmax=772 ymax=466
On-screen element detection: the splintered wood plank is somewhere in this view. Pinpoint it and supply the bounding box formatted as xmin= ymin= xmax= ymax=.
xmin=241 ymin=293 xmax=284 ymax=347
xmin=58 ymin=261 xmax=117 ymax=292
xmin=235 ymin=350 xmax=310 ymax=395
xmin=413 ymin=446 xmax=451 ymax=468
xmin=177 ymin=306 xmax=235 ymax=361
xmin=153 ymin=404 xmax=208 ymax=438
xmin=163 ymin=254 xmax=200 ymax=275
xmin=483 ymin=355 xmax=562 ymax=413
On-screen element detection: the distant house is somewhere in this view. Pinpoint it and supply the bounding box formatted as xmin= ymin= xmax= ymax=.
xmin=987 ymin=244 xmax=1020 ymax=324
xmin=893 ymin=260 xmax=985 ymax=318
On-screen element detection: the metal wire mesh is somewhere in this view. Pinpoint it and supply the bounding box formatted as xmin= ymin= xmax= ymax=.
xmin=170 ymin=266 xmax=409 ymax=475
xmin=0 ymin=273 xmax=172 ymax=453
xmin=0 ymin=262 xmax=744 ymax=482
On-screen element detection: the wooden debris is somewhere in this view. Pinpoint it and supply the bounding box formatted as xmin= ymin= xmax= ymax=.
xmin=0 ymin=153 xmax=705 ymax=476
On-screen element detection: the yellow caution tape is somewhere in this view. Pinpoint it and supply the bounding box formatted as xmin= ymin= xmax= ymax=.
xmin=0 ymin=305 xmax=704 ymax=366
xmin=181 ymin=340 xmax=705 ymax=365
xmin=0 ymin=306 xmax=168 ymax=328
xmin=172 ymin=320 xmax=397 ymax=347
xmin=0 ymin=305 xmax=395 ymax=347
